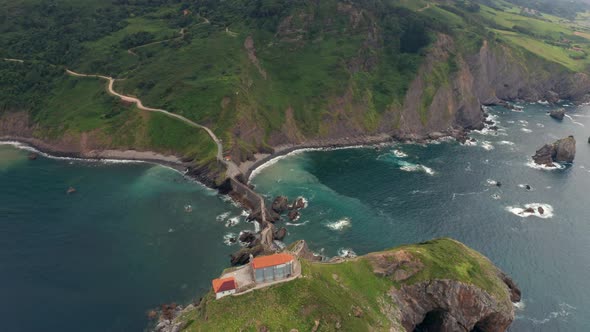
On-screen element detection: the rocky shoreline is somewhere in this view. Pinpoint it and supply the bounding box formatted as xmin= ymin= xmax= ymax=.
xmin=0 ymin=136 xmax=188 ymax=173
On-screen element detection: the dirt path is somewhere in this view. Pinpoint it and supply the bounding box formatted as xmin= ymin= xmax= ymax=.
xmin=127 ymin=17 xmax=211 ymax=56
xmin=64 ymin=69 xmax=240 ymax=177
xmin=418 ymin=3 xmax=432 ymax=12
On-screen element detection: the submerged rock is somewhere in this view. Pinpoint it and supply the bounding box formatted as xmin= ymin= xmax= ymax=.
xmin=549 ymin=108 xmax=565 ymax=121
xmin=66 ymin=186 xmax=77 ymax=194
xmin=28 ymin=153 xmax=38 ymax=160
xmin=533 ymin=136 xmax=576 ymax=166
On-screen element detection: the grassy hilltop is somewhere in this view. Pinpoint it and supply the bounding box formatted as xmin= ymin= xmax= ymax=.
xmin=170 ymin=238 xmax=515 ymax=331
xmin=1 ymin=0 xmax=590 ymax=172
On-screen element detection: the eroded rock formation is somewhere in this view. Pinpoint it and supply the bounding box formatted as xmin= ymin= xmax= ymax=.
xmin=533 ymin=136 xmax=576 ymax=166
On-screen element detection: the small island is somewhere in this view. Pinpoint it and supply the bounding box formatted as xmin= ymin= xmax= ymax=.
xmin=155 ymin=238 xmax=520 ymax=332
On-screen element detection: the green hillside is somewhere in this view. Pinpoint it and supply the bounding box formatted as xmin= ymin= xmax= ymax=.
xmin=1 ymin=0 xmax=589 ymax=171
xmin=172 ymin=238 xmax=512 ymax=331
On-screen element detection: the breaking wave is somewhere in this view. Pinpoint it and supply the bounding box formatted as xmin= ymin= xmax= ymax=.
xmin=398 ymin=161 xmax=436 ymax=175
xmin=223 ymin=232 xmax=238 ymax=246
xmin=521 ymin=128 xmax=533 ymax=133
xmin=216 ymin=211 xmax=230 ymax=222
xmin=225 ymin=216 xmax=240 ymax=227
xmin=519 ymin=303 xmax=576 ymax=325
xmin=326 ymin=218 xmax=351 ymax=231
xmin=337 ymin=248 xmax=357 ymax=258
xmin=506 ymin=203 xmax=554 ymax=219
xmin=481 ymin=141 xmax=494 ymax=150
xmin=526 ymin=160 xmax=566 ymax=171
xmin=393 ymin=149 xmax=408 ymax=158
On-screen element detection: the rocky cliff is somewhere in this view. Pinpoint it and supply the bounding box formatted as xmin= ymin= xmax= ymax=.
xmin=163 ymin=238 xmax=520 ymax=332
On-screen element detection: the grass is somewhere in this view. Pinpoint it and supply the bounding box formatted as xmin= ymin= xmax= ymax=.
xmin=393 ymin=239 xmax=509 ymax=303
xmin=175 ymin=238 xmax=510 ymax=331
xmin=31 ymin=73 xmax=217 ymax=161
xmin=494 ymin=29 xmax=586 ymax=71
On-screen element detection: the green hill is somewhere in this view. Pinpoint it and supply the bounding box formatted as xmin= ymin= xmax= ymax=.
xmin=164 ymin=238 xmax=519 ymax=332
xmin=1 ymin=0 xmax=590 ymax=180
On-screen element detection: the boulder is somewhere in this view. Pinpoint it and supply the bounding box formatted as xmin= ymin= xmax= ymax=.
xmin=291 ymin=197 xmax=307 ymax=210
xmin=554 ymin=136 xmax=576 ymax=163
xmin=538 ymin=206 xmax=545 ymax=215
xmin=230 ymin=245 xmax=264 ymax=266
xmin=549 ymin=108 xmax=565 ymax=121
xmin=533 ymin=136 xmax=576 ymax=166
xmin=239 ymin=231 xmax=256 ymax=244
xmin=66 ymin=187 xmax=77 ymax=194
xmin=271 ymin=196 xmax=289 ymax=213
xmin=274 ymin=227 xmax=287 ymax=241
xmin=288 ymin=210 xmax=300 ymax=221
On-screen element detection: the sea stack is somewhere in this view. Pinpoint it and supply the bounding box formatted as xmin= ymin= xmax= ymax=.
xmin=533 ymin=136 xmax=576 ymax=166
xmin=549 ymin=108 xmax=565 ymax=121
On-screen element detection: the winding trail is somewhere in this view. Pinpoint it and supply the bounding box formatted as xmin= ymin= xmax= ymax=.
xmin=64 ymin=69 xmax=240 ymax=177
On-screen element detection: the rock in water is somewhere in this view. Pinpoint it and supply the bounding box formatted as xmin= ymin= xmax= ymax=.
xmin=291 ymin=197 xmax=306 ymax=210
xmin=66 ymin=187 xmax=77 ymax=194
xmin=554 ymin=136 xmax=576 ymax=163
xmin=533 ymin=136 xmax=576 ymax=166
xmin=271 ymin=196 xmax=289 ymax=213
xmin=287 ymin=210 xmax=300 ymax=221
xmin=28 ymin=153 xmax=38 ymax=160
xmin=549 ymin=108 xmax=565 ymax=121
xmin=273 ymin=227 xmax=287 ymax=241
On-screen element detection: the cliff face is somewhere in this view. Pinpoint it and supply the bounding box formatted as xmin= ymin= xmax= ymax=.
xmin=165 ymin=238 xmax=520 ymax=332
xmin=470 ymin=41 xmax=590 ymax=105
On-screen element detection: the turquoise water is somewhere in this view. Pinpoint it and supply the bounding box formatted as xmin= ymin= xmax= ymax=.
xmin=251 ymin=103 xmax=590 ymax=331
xmin=0 ymin=148 xmax=255 ymax=332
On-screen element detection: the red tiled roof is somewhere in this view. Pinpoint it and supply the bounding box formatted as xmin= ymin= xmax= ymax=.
xmin=212 ymin=277 xmax=236 ymax=293
xmin=252 ymin=253 xmax=294 ymax=269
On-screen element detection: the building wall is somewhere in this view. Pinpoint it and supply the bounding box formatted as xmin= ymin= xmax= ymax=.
xmin=254 ymin=261 xmax=293 ymax=283
xmin=215 ymin=289 xmax=236 ymax=299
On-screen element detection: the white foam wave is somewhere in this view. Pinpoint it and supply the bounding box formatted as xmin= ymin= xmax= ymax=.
xmin=286 ymin=220 xmax=310 ymax=227
xmin=241 ymin=210 xmax=250 ymax=217
xmin=491 ymin=194 xmax=501 ymax=200
xmin=461 ymin=139 xmax=478 ymax=147
xmin=498 ymin=141 xmax=515 ymax=146
xmin=393 ymin=149 xmax=408 ymax=158
xmin=564 ymin=114 xmax=585 ymax=127
xmin=248 ymin=144 xmax=368 ymax=182
xmin=337 ymin=248 xmax=357 ymax=258
xmin=506 ymin=203 xmax=554 ymax=219
xmin=223 ymin=232 xmax=238 ymax=246
xmin=216 ymin=211 xmax=230 ymax=222
xmin=537 ymin=100 xmax=549 ymax=105
xmin=486 ymin=179 xmax=499 ymax=186
xmin=513 ymin=301 xmax=526 ymax=310
xmin=326 ymin=218 xmax=351 ymax=231
xmin=520 ymin=128 xmax=532 ymax=133
xmin=521 ymin=303 xmax=575 ymax=325
xmin=398 ymin=161 xmax=435 ymax=175
xmin=506 ymin=120 xmax=515 ymax=124
xmin=536 ymin=123 xmax=545 ymax=128
xmin=518 ymin=120 xmax=529 ymax=125
xmin=526 ymin=160 xmax=565 ymax=171
xmin=481 ymin=141 xmax=494 ymax=150
xmin=225 ymin=216 xmax=240 ymax=227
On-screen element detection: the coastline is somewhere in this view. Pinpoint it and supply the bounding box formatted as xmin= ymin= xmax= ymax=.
xmin=0 ymin=136 xmax=188 ymax=174
xmin=243 ymin=133 xmax=395 ymax=182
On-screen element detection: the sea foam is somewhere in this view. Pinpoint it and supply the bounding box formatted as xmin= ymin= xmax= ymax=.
xmin=337 ymin=248 xmax=357 ymax=258
xmin=326 ymin=218 xmax=351 ymax=231
xmin=506 ymin=203 xmax=554 ymax=219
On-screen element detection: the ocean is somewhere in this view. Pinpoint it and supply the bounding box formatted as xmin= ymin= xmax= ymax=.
xmin=0 ymin=147 xmax=255 ymax=331
xmin=250 ymin=103 xmax=590 ymax=331
xmin=1 ymin=101 xmax=589 ymax=331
